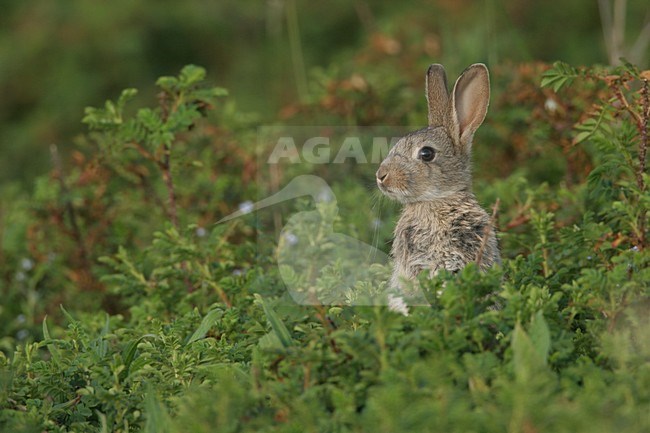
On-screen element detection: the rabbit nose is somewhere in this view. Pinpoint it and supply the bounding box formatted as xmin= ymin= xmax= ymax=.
xmin=376 ymin=169 xmax=388 ymax=183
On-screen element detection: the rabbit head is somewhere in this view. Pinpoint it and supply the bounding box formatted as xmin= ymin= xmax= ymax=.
xmin=376 ymin=64 xmax=490 ymax=203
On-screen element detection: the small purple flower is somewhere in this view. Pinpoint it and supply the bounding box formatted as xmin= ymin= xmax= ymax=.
xmin=238 ymin=200 xmax=254 ymax=215
xmin=283 ymin=232 xmax=299 ymax=246
xmin=544 ymin=98 xmax=558 ymax=113
xmin=21 ymin=258 xmax=34 ymax=271
xmin=317 ymin=189 xmax=333 ymax=202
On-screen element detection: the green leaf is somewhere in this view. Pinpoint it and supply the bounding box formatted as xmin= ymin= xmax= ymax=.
xmin=186 ymin=308 xmax=224 ymax=345
xmin=59 ymin=305 xmax=77 ymax=325
xmin=192 ymin=87 xmax=228 ymax=101
xmin=553 ymin=77 xmax=569 ymax=92
xmin=156 ymin=76 xmax=179 ymax=91
xmin=117 ymin=88 xmax=138 ymax=111
xmin=144 ymin=389 xmax=170 ymax=433
xmin=529 ymin=311 xmax=551 ymax=366
xmin=97 ymin=411 xmax=109 ymax=433
xmin=137 ymin=108 xmax=163 ymax=131
xmin=120 ymin=334 xmax=157 ymax=379
xmin=512 ymin=313 xmax=551 ymax=383
xmin=82 ymin=89 xmax=136 ymax=128
xmin=255 ymin=294 xmax=294 ymax=348
xmin=512 ymin=322 xmax=534 ymax=382
xmin=573 ymin=130 xmax=592 ymax=145
xmin=258 ymin=331 xmax=283 ymax=349
xmin=540 ymin=61 xmax=579 ymax=91
xmin=89 ymin=314 xmax=110 ymax=358
xmin=540 ymin=75 xmax=558 ymax=89
xmin=42 ymin=316 xmax=62 ymax=366
xmin=179 ymin=64 xmax=206 ymax=86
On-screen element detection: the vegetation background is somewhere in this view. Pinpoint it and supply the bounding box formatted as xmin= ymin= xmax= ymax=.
xmin=0 ymin=1 xmax=649 ymax=432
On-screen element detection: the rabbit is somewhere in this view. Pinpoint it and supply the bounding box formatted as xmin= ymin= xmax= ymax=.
xmin=376 ymin=63 xmax=500 ymax=290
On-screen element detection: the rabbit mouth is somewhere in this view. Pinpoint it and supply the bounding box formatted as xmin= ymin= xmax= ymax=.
xmin=377 ymin=182 xmax=393 ymax=196
xmin=377 ymin=182 xmax=411 ymax=201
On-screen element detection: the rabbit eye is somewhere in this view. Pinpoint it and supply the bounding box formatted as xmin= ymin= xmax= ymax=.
xmin=418 ymin=146 xmax=435 ymax=162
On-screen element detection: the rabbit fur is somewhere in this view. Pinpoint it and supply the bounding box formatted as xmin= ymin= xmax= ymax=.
xmin=376 ymin=63 xmax=500 ymax=289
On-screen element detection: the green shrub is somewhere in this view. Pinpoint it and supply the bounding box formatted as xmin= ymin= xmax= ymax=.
xmin=1 ymin=61 xmax=649 ymax=432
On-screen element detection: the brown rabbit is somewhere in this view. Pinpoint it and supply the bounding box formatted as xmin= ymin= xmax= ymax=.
xmin=376 ymin=63 xmax=500 ymax=289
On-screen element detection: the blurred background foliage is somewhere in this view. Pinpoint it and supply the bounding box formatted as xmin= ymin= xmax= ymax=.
xmin=1 ymin=0 xmax=648 ymax=185
xmin=1 ymin=1 xmax=650 ymax=431
xmin=0 ymin=0 xmax=648 ymax=343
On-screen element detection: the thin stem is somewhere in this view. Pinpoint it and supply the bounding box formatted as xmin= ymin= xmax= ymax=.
xmin=639 ymin=79 xmax=648 ymax=192
xmin=613 ymin=85 xmax=644 ymax=127
xmin=155 ymin=89 xmax=179 ymax=228
xmin=303 ymin=364 xmax=312 ymax=391
xmin=637 ymin=79 xmax=648 ymax=248
xmin=285 ymin=0 xmax=308 ymax=102
xmin=208 ymin=280 xmax=231 ymax=307
xmin=541 ymin=247 xmax=550 ymax=279
xmin=160 ymin=139 xmax=194 ymax=292
xmin=159 ymin=90 xmax=195 ymax=292
xmin=161 ymin=144 xmax=179 ymax=229
xmin=50 ymin=144 xmax=90 ymax=269
xmin=612 ymin=0 xmax=627 ymax=62
xmin=598 ymin=0 xmax=614 ymax=63
xmin=126 ymin=141 xmax=157 ymax=163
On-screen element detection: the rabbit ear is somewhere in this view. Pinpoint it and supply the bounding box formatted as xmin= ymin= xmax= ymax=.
xmin=426 ymin=64 xmax=450 ymax=127
xmin=449 ymin=64 xmax=490 ymax=151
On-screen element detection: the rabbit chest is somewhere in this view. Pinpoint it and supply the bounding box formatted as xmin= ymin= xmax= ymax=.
xmin=390 ymin=195 xmax=498 ymax=286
